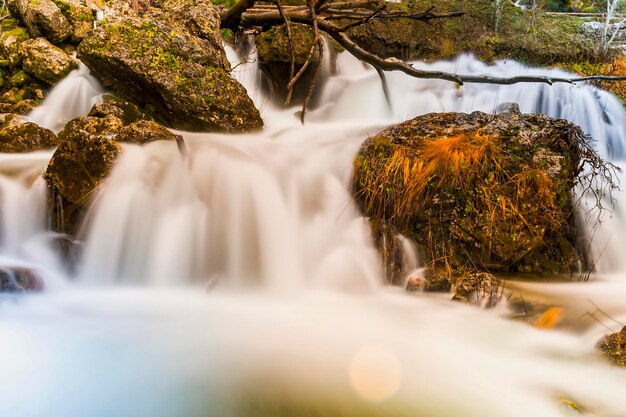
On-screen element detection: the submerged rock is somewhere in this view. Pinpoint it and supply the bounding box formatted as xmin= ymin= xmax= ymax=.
xmin=598 ymin=327 xmax=626 ymax=367
xmin=353 ymin=111 xmax=590 ymax=276
xmin=0 ymin=120 xmax=58 ymax=152
xmin=452 ymin=272 xmax=502 ymax=307
xmin=0 ymin=267 xmax=44 ymax=292
xmin=77 ymin=3 xmax=262 ymax=132
xmin=20 ymin=37 xmax=77 ymax=84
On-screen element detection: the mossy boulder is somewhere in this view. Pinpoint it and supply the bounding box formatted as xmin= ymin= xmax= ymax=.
xmin=20 ymin=37 xmax=77 ymax=84
xmin=77 ymin=11 xmax=262 ymax=132
xmin=51 ymin=0 xmax=93 ymax=43
xmin=598 ymin=327 xmax=626 ymax=367
xmin=0 ymin=120 xmax=58 ymax=152
xmin=46 ymin=123 xmax=121 ymax=205
xmin=115 ymin=119 xmax=178 ymax=144
xmin=353 ymin=111 xmax=590 ymax=276
xmin=0 ymin=26 xmax=31 ymax=67
xmin=61 ymin=114 xmax=124 ymax=137
xmin=8 ymin=0 xmax=73 ymax=43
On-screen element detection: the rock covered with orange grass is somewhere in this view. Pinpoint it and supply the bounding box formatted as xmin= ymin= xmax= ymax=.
xmin=353 ymin=110 xmax=591 ymax=276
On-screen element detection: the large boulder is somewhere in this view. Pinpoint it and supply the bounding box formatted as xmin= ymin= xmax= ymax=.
xmin=9 ymin=0 xmax=73 ymax=43
xmin=0 ymin=120 xmax=58 ymax=152
xmin=20 ymin=37 xmax=77 ymax=84
xmin=77 ymin=6 xmax=263 ymax=132
xmin=353 ymin=111 xmax=591 ymax=275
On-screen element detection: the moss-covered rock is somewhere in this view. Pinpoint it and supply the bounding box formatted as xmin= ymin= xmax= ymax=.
xmin=9 ymin=0 xmax=73 ymax=43
xmin=87 ymin=95 xmax=147 ymax=124
xmin=51 ymin=0 xmax=93 ymax=43
xmin=20 ymin=37 xmax=77 ymax=84
xmin=77 ymin=9 xmax=262 ymax=132
xmin=114 ymin=119 xmax=178 ymax=144
xmin=0 ymin=26 xmax=31 ymax=67
xmin=353 ymin=111 xmax=590 ymax=276
xmin=0 ymin=120 xmax=58 ymax=152
xmin=598 ymin=327 xmax=626 ymax=367
xmin=346 ymin=0 xmax=596 ymax=65
xmin=46 ymin=124 xmax=120 ymax=205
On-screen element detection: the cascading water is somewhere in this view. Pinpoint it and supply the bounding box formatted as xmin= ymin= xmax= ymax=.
xmin=27 ymin=62 xmax=104 ymax=133
xmin=4 ymin=49 xmax=626 ymax=416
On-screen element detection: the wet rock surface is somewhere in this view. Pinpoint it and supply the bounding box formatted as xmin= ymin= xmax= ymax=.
xmin=0 ymin=267 xmax=44 ymax=292
xmin=598 ymin=327 xmax=626 ymax=367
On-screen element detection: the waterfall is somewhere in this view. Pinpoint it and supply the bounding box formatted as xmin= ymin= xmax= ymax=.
xmin=27 ymin=62 xmax=105 ymax=133
xmin=3 ymin=51 xmax=626 ymax=417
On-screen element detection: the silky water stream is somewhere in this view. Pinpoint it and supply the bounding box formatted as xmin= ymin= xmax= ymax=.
xmin=2 ymin=50 xmax=626 ymax=416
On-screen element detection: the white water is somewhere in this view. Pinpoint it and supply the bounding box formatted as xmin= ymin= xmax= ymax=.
xmin=3 ymin=51 xmax=626 ymax=416
xmin=27 ymin=62 xmax=104 ymax=133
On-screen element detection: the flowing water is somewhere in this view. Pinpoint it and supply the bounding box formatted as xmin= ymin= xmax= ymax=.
xmin=3 ymin=50 xmax=626 ymax=416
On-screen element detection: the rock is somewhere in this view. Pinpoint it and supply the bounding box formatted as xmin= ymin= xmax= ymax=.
xmin=9 ymin=69 xmax=31 ymax=87
xmin=61 ymin=114 xmax=124 ymax=138
xmin=0 ymin=112 xmax=26 ymax=127
xmin=51 ymin=0 xmax=93 ymax=43
xmin=255 ymin=24 xmax=329 ymax=104
xmin=0 ymin=121 xmax=58 ymax=152
xmin=77 ymin=10 xmax=263 ymax=132
xmin=598 ymin=327 xmax=626 ymax=367
xmin=0 ymin=267 xmax=44 ymax=292
xmin=115 ymin=119 xmax=178 ymax=144
xmin=20 ymin=37 xmax=77 ymax=84
xmin=87 ymin=95 xmax=147 ymax=124
xmin=46 ymin=124 xmax=121 ymax=204
xmin=10 ymin=98 xmax=39 ymax=114
xmin=9 ymin=0 xmax=72 ymax=43
xmin=353 ymin=111 xmax=588 ymax=275
xmin=0 ymin=26 xmax=30 ymax=66
xmin=495 ymin=102 xmax=521 ymax=114
xmin=452 ymin=272 xmax=502 ymax=307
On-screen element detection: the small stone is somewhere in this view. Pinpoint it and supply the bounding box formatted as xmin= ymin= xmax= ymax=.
xmin=598 ymin=327 xmax=626 ymax=367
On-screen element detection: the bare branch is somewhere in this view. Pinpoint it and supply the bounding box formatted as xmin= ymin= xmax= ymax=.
xmin=275 ymin=0 xmax=297 ymax=105
xmin=301 ymin=0 xmax=323 ymax=123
